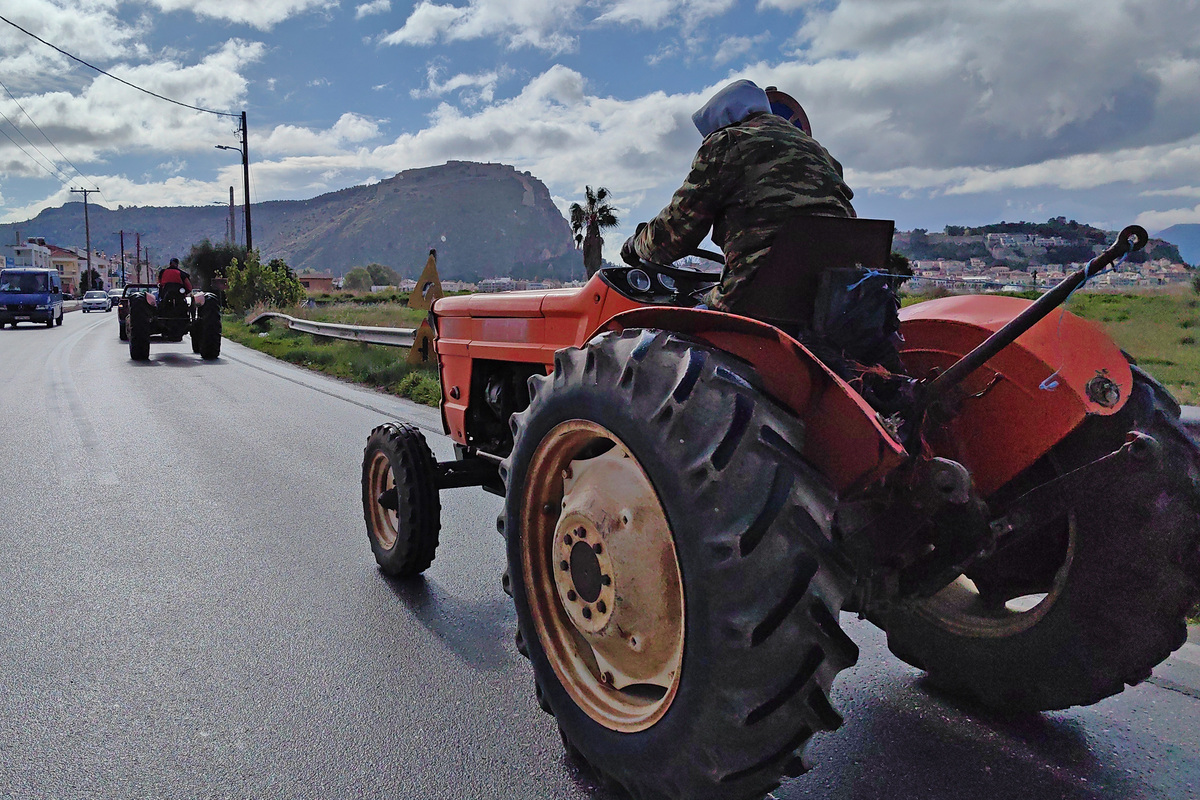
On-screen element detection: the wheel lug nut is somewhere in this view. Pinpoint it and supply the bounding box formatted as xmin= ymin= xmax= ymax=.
xmin=597 ymin=600 xmax=606 ymax=614
xmin=575 ymin=526 xmax=586 ymax=539
xmin=567 ymin=590 xmax=577 ymax=601
xmin=601 ymin=574 xmax=611 ymax=586
xmin=564 ymin=534 xmax=573 ymax=546
xmin=602 ymin=671 xmax=613 ymax=684
xmin=593 ymin=543 xmax=603 ymax=555
xmin=582 ymin=607 xmax=592 ymax=619
xmin=560 ymin=560 xmax=569 ymax=571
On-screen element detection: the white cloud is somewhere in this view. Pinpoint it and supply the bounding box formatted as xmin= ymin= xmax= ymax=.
xmin=144 ymin=0 xmax=335 ymax=30
xmin=1136 ymin=204 xmax=1200 ymax=231
xmin=756 ymin=0 xmax=817 ymax=10
xmin=257 ymin=113 xmax=383 ymax=156
xmin=0 ymin=1 xmax=146 ymax=91
xmin=355 ymin=0 xmax=391 ymax=19
xmin=0 ymin=39 xmax=263 ymax=189
xmin=409 ymin=65 xmax=512 ymax=104
xmin=597 ymin=0 xmax=737 ymax=28
xmin=712 ymin=33 xmax=770 ymax=65
xmin=381 ymin=0 xmax=587 ymax=53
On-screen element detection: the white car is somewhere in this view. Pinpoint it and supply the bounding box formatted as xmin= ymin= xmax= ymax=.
xmin=82 ymin=290 xmax=111 ymax=312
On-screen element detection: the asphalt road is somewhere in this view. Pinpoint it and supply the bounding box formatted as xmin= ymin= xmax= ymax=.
xmin=1 ymin=311 xmax=1197 ymax=800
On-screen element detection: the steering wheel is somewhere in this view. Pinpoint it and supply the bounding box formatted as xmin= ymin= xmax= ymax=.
xmin=634 ymin=248 xmax=724 ymax=302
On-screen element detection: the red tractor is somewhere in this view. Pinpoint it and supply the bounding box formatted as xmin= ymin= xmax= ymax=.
xmin=361 ymin=216 xmax=1200 ymax=800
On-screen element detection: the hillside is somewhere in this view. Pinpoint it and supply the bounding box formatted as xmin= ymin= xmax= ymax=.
xmin=1155 ymin=224 xmax=1200 ymax=265
xmin=0 ymin=161 xmax=582 ymax=281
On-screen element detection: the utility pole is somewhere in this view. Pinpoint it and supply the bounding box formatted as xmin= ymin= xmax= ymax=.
xmin=135 ymin=232 xmax=142 ymax=283
xmin=116 ymin=230 xmax=126 ymax=286
xmin=229 ymin=186 xmax=236 ymax=245
xmin=71 ymin=188 xmax=96 ymax=291
xmin=241 ymin=111 xmax=252 ymax=251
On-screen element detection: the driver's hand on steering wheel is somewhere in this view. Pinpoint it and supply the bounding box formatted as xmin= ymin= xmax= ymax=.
xmin=620 ymin=222 xmax=648 ymax=267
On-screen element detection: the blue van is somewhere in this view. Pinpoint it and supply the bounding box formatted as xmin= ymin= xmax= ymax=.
xmin=0 ymin=268 xmax=64 ymax=328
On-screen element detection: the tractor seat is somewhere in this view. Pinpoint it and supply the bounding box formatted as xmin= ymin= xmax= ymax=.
xmin=158 ymin=283 xmax=189 ymax=312
xmin=725 ymin=215 xmax=895 ymax=331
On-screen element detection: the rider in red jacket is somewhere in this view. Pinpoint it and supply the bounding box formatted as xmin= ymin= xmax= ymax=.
xmin=158 ymin=258 xmax=192 ymax=292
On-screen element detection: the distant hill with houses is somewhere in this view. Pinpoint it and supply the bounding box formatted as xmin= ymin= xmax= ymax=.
xmin=0 ymin=161 xmax=584 ymax=282
xmin=893 ymin=217 xmax=1193 ymax=291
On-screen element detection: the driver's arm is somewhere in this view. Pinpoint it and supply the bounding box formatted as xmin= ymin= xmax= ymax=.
xmin=632 ymin=129 xmax=733 ymax=265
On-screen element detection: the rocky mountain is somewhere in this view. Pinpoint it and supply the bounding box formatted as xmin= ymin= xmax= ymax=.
xmin=1154 ymin=224 xmax=1200 ymax=266
xmin=0 ymin=161 xmax=583 ymax=281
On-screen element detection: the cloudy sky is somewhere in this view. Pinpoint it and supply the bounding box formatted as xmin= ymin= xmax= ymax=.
xmin=1 ymin=0 xmax=1199 ymax=262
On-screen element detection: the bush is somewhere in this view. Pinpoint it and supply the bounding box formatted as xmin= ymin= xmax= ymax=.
xmin=225 ymin=252 xmax=306 ymax=312
xmin=397 ymin=370 xmax=442 ymax=405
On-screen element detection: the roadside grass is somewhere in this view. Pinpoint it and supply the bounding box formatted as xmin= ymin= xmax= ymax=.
xmin=290 ymin=303 xmax=428 ymax=328
xmin=904 ymin=289 xmax=1200 ymax=404
xmin=222 ymin=315 xmax=441 ymax=406
xmin=1064 ymin=292 xmax=1200 ymax=404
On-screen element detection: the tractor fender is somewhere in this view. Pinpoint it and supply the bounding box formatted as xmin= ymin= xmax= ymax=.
xmin=600 ymin=307 xmax=906 ymax=493
xmin=898 ymin=295 xmax=1133 ymax=496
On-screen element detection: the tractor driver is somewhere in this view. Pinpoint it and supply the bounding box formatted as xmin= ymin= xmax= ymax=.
xmin=620 ymin=79 xmax=856 ymax=313
xmin=158 ymin=258 xmax=192 ymax=294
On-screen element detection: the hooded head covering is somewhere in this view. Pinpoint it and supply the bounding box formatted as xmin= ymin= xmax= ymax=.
xmin=691 ymin=79 xmax=771 ymax=138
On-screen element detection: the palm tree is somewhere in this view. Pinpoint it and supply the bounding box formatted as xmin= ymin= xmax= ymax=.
xmin=569 ymin=186 xmax=620 ymax=278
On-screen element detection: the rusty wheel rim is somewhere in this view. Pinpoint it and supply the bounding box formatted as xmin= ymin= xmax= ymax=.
xmin=520 ymin=420 xmax=684 ymax=733
xmin=366 ymin=450 xmax=399 ymax=551
xmin=916 ymin=516 xmax=1074 ymax=637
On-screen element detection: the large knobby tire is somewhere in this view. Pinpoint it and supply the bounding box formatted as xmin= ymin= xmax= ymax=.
xmin=361 ymin=422 xmax=441 ymax=577
xmin=502 ymin=329 xmax=858 ymax=800
xmin=128 ymin=298 xmax=151 ymax=361
xmin=882 ymin=373 xmax=1200 ymax=712
xmin=199 ymin=296 xmax=221 ymax=360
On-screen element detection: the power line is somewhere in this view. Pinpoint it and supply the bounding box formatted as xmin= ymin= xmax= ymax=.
xmin=0 ymin=13 xmax=240 ymax=119
xmin=0 ymin=97 xmax=79 ymax=186
xmin=0 ymin=76 xmax=98 ymax=189
xmin=0 ymin=120 xmax=74 ymax=185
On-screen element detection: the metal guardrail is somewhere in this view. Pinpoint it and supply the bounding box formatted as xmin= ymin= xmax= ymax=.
xmin=247 ymin=311 xmax=415 ymax=348
xmin=245 ymin=306 xmax=1200 ymax=436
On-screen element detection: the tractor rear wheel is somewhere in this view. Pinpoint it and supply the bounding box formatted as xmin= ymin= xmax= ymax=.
xmin=128 ymin=298 xmax=151 ymax=361
xmin=882 ymin=374 xmax=1200 ymax=712
xmin=199 ymin=298 xmax=221 ymax=360
xmin=503 ymin=329 xmax=857 ymax=800
xmin=361 ymin=422 xmax=441 ymax=577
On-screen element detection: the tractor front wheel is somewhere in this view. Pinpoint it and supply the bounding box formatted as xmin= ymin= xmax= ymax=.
xmin=361 ymin=422 xmax=441 ymax=577
xmin=503 ymin=329 xmax=857 ymax=800
xmin=882 ymin=374 xmax=1200 ymax=712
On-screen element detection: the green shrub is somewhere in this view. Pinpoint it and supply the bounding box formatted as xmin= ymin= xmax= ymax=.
xmin=397 ymin=370 xmax=442 ymax=405
xmin=225 ymin=252 xmax=306 ymax=312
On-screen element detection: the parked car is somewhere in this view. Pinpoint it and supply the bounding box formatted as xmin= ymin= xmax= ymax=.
xmin=0 ymin=267 xmax=64 ymax=327
xmin=82 ymin=290 xmax=112 ymax=312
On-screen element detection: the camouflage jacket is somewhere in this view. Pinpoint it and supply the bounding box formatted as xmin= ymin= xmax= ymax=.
xmin=632 ymin=112 xmax=856 ymax=311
